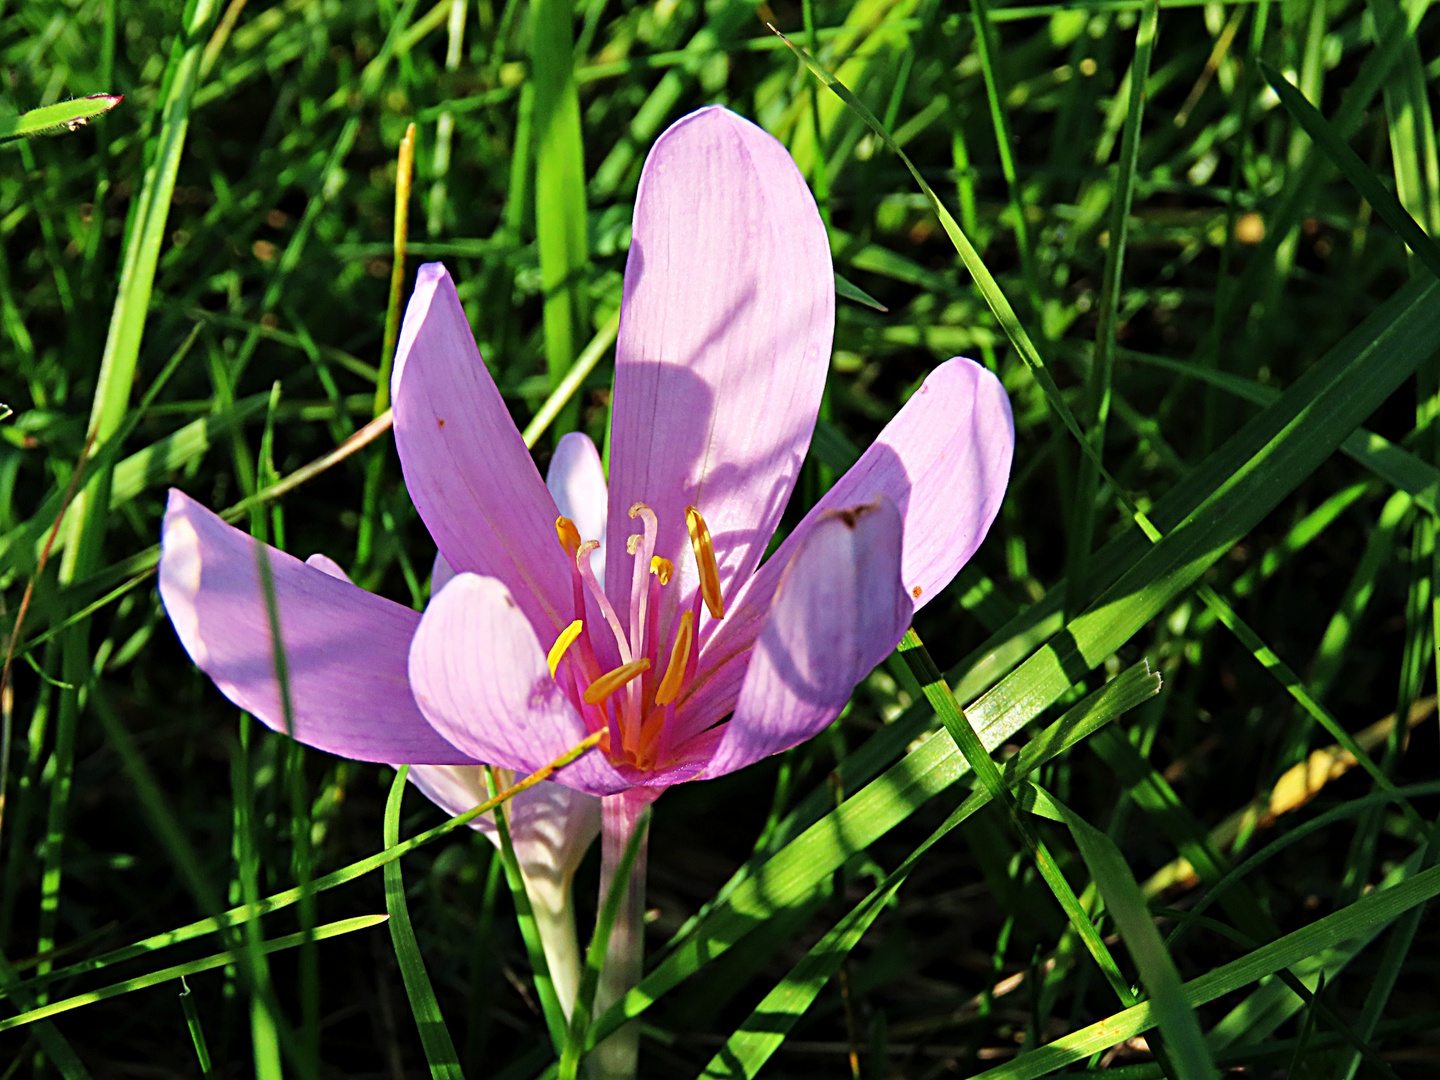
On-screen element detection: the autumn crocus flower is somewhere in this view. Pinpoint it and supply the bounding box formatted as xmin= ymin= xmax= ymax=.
xmin=394 ymin=106 xmax=1012 ymax=1075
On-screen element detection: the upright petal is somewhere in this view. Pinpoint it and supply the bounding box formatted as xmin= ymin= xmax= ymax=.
xmin=392 ymin=263 xmax=572 ymax=637
xmin=548 ymin=431 xmax=609 ymax=589
xmin=159 ymin=490 xmax=477 ymax=765
xmin=704 ymin=500 xmax=910 ymax=777
xmin=409 ymin=573 xmax=632 ymax=796
xmin=684 ymin=358 xmax=1013 ymax=729
xmin=606 ymin=106 xmax=834 ymax=630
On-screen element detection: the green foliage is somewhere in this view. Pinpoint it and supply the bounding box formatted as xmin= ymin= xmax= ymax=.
xmin=3 ymin=0 xmax=1440 ymax=1076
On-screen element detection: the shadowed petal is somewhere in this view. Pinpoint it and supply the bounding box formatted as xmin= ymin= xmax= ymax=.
xmin=681 ymin=358 xmax=1013 ymax=732
xmin=409 ymin=573 xmax=632 ymax=796
xmin=548 ymin=431 xmax=608 ymax=589
xmin=392 ymin=263 xmax=572 ymax=637
xmin=431 ymin=551 xmax=455 ymax=596
xmin=704 ymin=500 xmax=910 ymax=777
xmin=605 ymin=106 xmax=834 ymax=631
xmin=158 ymin=490 xmax=478 ymax=765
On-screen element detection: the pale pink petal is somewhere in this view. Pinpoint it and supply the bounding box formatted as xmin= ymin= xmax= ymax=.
xmin=392 ymin=263 xmax=573 ymax=638
xmin=305 ymin=553 xmax=349 ymax=580
xmin=407 ymin=767 xmax=600 ymax=886
xmin=408 ymin=573 xmax=631 ymax=796
xmin=681 ymin=358 xmax=1013 ymax=732
xmin=159 ymin=490 xmax=477 ymax=765
xmin=547 ymin=431 xmax=608 ymax=589
xmin=605 ymin=106 xmax=834 ymax=633
xmin=703 ymin=500 xmax=910 ymax=777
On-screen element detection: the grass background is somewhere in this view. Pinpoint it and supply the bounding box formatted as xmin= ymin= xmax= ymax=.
xmin=3 ymin=0 xmax=1440 ymax=1075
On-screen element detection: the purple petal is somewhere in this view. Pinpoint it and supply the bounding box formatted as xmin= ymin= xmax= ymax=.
xmin=158 ymin=490 xmax=478 ymax=765
xmin=605 ymin=106 xmax=834 ymax=631
xmin=547 ymin=431 xmax=608 ymax=590
xmin=704 ymin=499 xmax=910 ymax=777
xmin=683 ymin=357 xmax=1013 ymax=731
xmin=407 ymin=767 xmax=600 ymax=884
xmin=408 ymin=572 xmax=632 ymax=796
xmin=392 ymin=263 xmax=573 ymax=637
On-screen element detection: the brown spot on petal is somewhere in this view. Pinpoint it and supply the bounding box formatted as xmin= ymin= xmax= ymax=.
xmin=825 ymin=500 xmax=881 ymax=529
xmin=912 ymin=586 xmax=923 ymax=599
xmin=436 ymin=417 xmax=446 ymax=428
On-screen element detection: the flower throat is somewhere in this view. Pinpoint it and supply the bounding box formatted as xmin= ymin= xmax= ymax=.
xmin=546 ymin=503 xmax=726 ymax=771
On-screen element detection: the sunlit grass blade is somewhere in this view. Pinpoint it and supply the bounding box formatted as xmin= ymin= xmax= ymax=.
xmin=383 ymin=768 xmax=464 ymax=1079
xmin=1261 ymin=61 xmax=1440 ymax=279
xmin=969 ymin=862 xmax=1440 ymax=1079
xmin=178 ymin=977 xmax=214 ymax=1077
xmin=690 ymin=662 xmax=1163 ymax=1078
xmin=1068 ymin=0 xmax=1159 ymax=615
xmin=1043 ymin=790 xmax=1216 ymax=1080
xmin=0 ymin=95 xmax=122 ymax=142
xmin=589 ymin=663 xmax=1161 ymax=1048
xmin=0 ymin=732 xmax=603 ymax=1003
xmin=896 ymin=629 xmax=1138 ymax=1010
xmin=0 ymin=916 xmax=388 ymax=1033
xmin=531 ymin=0 xmax=590 ymax=437
xmin=40 ymin=0 xmax=223 ymax=1004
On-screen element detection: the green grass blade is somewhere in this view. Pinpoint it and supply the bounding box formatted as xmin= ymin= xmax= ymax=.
xmin=383 ymin=768 xmax=465 ymax=1080
xmin=1260 ymin=61 xmax=1440 ymax=279
xmin=970 ymin=863 xmax=1440 ymax=1079
xmin=1068 ymin=0 xmax=1159 ymax=614
xmin=1042 ymin=790 xmax=1217 ymax=1080
xmin=178 ymin=977 xmax=214 ymax=1077
xmin=590 ymin=663 xmax=1162 ymax=1046
xmin=896 ymin=629 xmax=1138 ymax=1010
xmin=0 ymin=95 xmax=123 ymax=141
xmin=531 ymin=0 xmax=590 ymax=437
xmin=0 ymin=916 xmax=388 ymax=1033
xmin=691 ymin=663 xmax=1163 ymax=1078
xmin=0 ymin=735 xmax=602 ymax=1004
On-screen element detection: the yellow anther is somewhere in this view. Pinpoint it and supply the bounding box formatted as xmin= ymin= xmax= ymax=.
xmin=650 ymin=556 xmax=673 ymax=585
xmin=556 ymin=516 xmax=582 ymax=558
xmin=628 ymin=502 xmax=650 ymax=519
xmin=627 ymin=533 xmax=643 ymax=555
xmin=653 ymin=610 xmax=694 ymax=706
xmin=686 ymin=506 xmax=725 ymax=619
xmin=546 ymin=620 xmax=584 ymax=678
xmin=582 ymin=658 xmax=651 ymax=705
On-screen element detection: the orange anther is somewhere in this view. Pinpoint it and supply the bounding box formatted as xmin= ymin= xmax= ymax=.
xmin=582 ymin=658 xmax=651 ymax=705
xmin=685 ymin=506 xmax=725 ymax=619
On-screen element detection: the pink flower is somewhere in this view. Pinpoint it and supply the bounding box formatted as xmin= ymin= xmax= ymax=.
xmin=158 ymin=102 xmax=1012 ymax=805
xmin=402 ymin=107 xmax=1013 ymax=796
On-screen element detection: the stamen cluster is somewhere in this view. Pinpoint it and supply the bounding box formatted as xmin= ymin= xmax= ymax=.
xmin=547 ymin=502 xmax=725 ymax=771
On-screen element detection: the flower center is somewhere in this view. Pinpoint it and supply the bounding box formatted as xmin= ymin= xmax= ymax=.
xmin=548 ymin=503 xmax=726 ymax=771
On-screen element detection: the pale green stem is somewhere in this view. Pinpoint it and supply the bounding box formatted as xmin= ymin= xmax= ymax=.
xmin=591 ymin=790 xmax=653 ymax=1080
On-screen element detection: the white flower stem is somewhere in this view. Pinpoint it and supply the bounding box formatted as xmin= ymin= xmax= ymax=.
xmin=525 ymin=870 xmax=584 ymax=1021
xmin=591 ymin=790 xmax=653 ymax=1080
